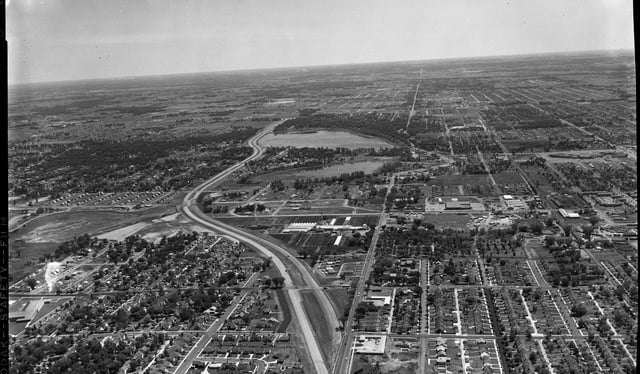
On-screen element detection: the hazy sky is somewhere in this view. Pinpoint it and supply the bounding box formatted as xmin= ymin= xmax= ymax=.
xmin=7 ymin=0 xmax=635 ymax=84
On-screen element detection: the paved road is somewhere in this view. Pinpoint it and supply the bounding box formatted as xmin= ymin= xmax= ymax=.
xmin=182 ymin=196 xmax=332 ymax=374
xmin=406 ymin=71 xmax=422 ymax=130
xmin=476 ymin=146 xmax=501 ymax=195
xmin=177 ymin=120 xmax=335 ymax=374
xmin=332 ymin=176 xmax=394 ymax=374
xmin=173 ymin=282 xmax=254 ymax=374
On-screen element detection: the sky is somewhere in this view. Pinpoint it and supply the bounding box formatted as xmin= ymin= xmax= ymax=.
xmin=7 ymin=0 xmax=635 ymax=84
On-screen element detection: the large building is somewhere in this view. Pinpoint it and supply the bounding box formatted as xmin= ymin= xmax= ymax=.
xmin=282 ymin=222 xmax=317 ymax=233
xmin=9 ymin=298 xmax=47 ymax=323
xmin=558 ymin=208 xmax=580 ymax=219
xmin=353 ymin=335 xmax=387 ymax=354
xmin=503 ymin=195 xmax=527 ymax=210
xmin=444 ymin=201 xmax=471 ymax=210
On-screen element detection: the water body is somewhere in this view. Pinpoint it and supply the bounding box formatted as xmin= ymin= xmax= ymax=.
xmin=259 ymin=130 xmax=393 ymax=150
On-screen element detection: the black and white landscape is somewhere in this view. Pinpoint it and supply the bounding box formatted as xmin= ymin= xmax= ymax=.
xmin=7 ymin=1 xmax=636 ymax=374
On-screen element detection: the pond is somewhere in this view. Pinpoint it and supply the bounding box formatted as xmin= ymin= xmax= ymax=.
xmin=259 ymin=130 xmax=393 ymax=150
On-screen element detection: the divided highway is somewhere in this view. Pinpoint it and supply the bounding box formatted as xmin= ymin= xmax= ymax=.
xmin=178 ymin=120 xmax=337 ymax=374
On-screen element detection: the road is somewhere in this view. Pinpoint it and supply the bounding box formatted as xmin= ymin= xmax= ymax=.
xmin=476 ymin=146 xmax=501 ymax=195
xmin=182 ymin=120 xmax=284 ymax=207
xmin=177 ymin=120 xmax=336 ymax=374
xmin=332 ymin=175 xmax=394 ymax=374
xmin=418 ymin=259 xmax=428 ymax=373
xmin=173 ymin=281 xmax=254 ymax=374
xmin=406 ymin=70 xmax=422 ymax=130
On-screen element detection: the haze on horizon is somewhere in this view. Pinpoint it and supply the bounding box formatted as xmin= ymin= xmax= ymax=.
xmin=7 ymin=0 xmax=635 ymax=85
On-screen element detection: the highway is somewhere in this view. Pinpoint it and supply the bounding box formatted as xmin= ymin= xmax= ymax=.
xmin=176 ymin=120 xmax=336 ymax=374
xmin=182 ymin=120 xmax=284 ymax=207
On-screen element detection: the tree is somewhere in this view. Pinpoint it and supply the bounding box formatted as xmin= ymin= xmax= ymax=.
xmin=25 ymin=277 xmax=38 ymax=290
xmin=613 ymin=285 xmax=625 ymax=299
xmin=588 ymin=216 xmax=600 ymax=226
xmin=543 ymin=236 xmax=556 ymax=247
xmin=115 ymin=308 xmax=129 ymax=324
xmin=262 ymin=257 xmax=272 ymax=271
xmin=571 ymin=302 xmax=588 ymax=318
xmin=530 ymin=221 xmax=544 ymax=235
xmin=582 ymin=225 xmax=594 ymax=241
xmin=562 ymin=225 xmax=572 ymax=237
xmin=545 ymin=217 xmax=554 ymax=227
xmin=178 ymin=307 xmax=194 ymax=321
xmin=271 ymin=276 xmax=285 ymax=289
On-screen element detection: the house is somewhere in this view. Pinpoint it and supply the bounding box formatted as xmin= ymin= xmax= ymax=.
xmin=436 ymin=357 xmax=451 ymax=365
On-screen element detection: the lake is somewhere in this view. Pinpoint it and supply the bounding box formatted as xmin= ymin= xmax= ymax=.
xmin=259 ymin=130 xmax=393 ymax=150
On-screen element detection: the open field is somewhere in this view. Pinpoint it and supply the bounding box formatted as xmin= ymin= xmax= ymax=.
xmin=10 ymin=206 xmax=177 ymax=244
xmin=423 ymin=213 xmax=475 ymax=229
xmin=260 ymin=130 xmax=394 ymax=149
xmin=300 ymin=290 xmax=336 ymax=364
xmin=427 ymin=174 xmax=492 ymax=186
xmin=275 ymin=289 xmax=293 ymax=333
xmin=8 ymin=206 xmax=177 ymax=282
xmin=325 ymin=288 xmax=352 ymax=321
xmin=251 ymin=160 xmax=387 ymax=184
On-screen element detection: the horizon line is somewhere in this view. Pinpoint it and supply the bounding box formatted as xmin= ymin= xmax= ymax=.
xmin=9 ymin=47 xmax=635 ymax=87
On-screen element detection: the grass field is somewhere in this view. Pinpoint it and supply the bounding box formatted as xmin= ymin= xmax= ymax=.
xmin=423 ymin=213 xmax=474 ymax=229
xmin=492 ymin=171 xmax=526 ymax=185
xmin=300 ymin=290 xmax=335 ymax=364
xmin=11 ymin=206 xmax=176 ymax=243
xmin=275 ymin=289 xmax=292 ymax=333
xmin=9 ymin=206 xmax=176 ymax=283
xmin=219 ymin=214 xmax=378 ymax=228
xmin=427 ymin=174 xmax=492 ymax=186
xmin=325 ymin=288 xmax=352 ymax=322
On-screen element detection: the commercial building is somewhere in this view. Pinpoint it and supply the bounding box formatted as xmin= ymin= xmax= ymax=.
xmin=9 ymin=298 xmax=48 ymax=323
xmin=282 ymin=222 xmax=317 ymax=233
xmin=315 ymin=224 xmax=368 ymax=232
xmin=354 ymin=335 xmax=387 ymax=354
xmin=504 ymin=199 xmax=526 ymax=210
xmin=444 ymin=201 xmax=471 ymax=210
xmin=558 ymin=208 xmax=580 ymax=219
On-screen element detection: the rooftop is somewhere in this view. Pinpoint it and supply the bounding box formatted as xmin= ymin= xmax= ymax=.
xmin=354 ymin=335 xmax=387 ymax=354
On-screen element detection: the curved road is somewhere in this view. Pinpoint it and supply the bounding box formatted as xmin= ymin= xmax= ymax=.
xmin=176 ymin=120 xmax=338 ymax=374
